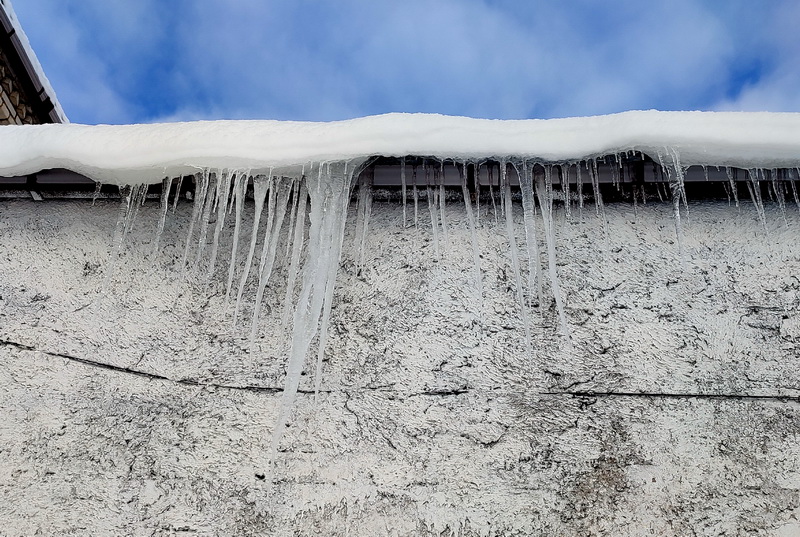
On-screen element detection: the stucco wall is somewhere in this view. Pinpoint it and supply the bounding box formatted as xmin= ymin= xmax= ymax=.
xmin=1 ymin=197 xmax=798 ymax=536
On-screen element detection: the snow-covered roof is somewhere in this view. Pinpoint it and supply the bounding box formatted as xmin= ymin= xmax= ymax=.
xmin=0 ymin=111 xmax=799 ymax=185
xmin=0 ymin=0 xmax=68 ymax=123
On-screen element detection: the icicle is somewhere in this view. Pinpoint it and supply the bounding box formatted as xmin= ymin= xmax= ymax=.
xmin=207 ymin=170 xmax=234 ymax=278
xmin=438 ymin=161 xmax=448 ymax=254
xmin=656 ymin=179 xmax=665 ymax=202
xmin=151 ymin=177 xmax=171 ymax=255
xmin=460 ymin=161 xmax=483 ymax=311
xmin=667 ymin=147 xmax=690 ymax=216
xmin=747 ymin=168 xmax=767 ymax=229
xmin=499 ymin=162 xmax=507 ymax=219
xmin=92 ymin=181 xmax=102 ymax=206
xmin=182 ymin=171 xmax=208 ymax=268
xmin=191 ymin=172 xmax=219 ymax=271
xmin=232 ymin=175 xmax=270 ymax=327
xmin=400 ymin=158 xmax=407 ymax=228
xmin=588 ymin=159 xmax=601 ymax=217
xmin=588 ymin=159 xmax=609 ymax=242
xmin=313 ymin=162 xmax=354 ymax=401
xmin=488 ymin=164 xmax=499 ymax=226
xmin=770 ymin=168 xmax=788 ymax=226
xmin=560 ymin=165 xmax=571 ymax=220
xmin=249 ymin=178 xmax=293 ymax=349
xmin=576 ymin=162 xmax=584 ymax=218
xmin=412 ymin=165 xmax=419 ymax=229
xmin=766 ymin=170 xmax=776 ymax=203
xmin=224 ymin=173 xmax=247 ymax=307
xmin=657 ymin=151 xmax=685 ymax=257
xmin=790 ymin=168 xmax=800 ymax=211
xmin=609 ymin=155 xmax=620 ymax=189
xmin=426 ymin=163 xmax=440 ymax=258
xmin=515 ymin=160 xmax=544 ymax=310
xmin=501 ymin=160 xmax=532 ymax=354
xmin=724 ymin=167 xmax=740 ymax=208
xmin=284 ymin=179 xmax=300 ymax=258
xmin=281 ymin=182 xmax=308 ymax=327
xmin=269 ymin=160 xmax=357 ymax=470
xmin=474 ymin=162 xmax=481 ymax=228
xmin=124 ymin=183 xmax=148 ymax=237
xmin=353 ymin=171 xmax=373 ymax=274
xmin=171 ymin=176 xmax=184 ymax=213
xmin=102 ymin=185 xmax=134 ymax=294
xmin=535 ymin=167 xmax=570 ymax=337
xmin=353 ymin=176 xmax=367 ymax=267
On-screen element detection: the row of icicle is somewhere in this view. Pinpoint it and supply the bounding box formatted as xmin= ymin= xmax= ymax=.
xmin=102 ymin=151 xmax=800 ymax=474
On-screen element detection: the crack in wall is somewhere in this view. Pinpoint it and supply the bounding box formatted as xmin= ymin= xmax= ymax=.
xmin=4 ymin=339 xmax=799 ymax=403
xmin=545 ymin=390 xmax=800 ymax=403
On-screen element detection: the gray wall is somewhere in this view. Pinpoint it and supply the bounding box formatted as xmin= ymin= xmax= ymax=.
xmin=1 ymin=196 xmax=798 ymax=536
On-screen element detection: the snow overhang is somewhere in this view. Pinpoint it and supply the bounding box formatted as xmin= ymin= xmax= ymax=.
xmin=1 ymin=111 xmax=800 ymax=186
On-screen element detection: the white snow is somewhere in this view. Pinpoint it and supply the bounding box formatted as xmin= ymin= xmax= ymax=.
xmin=2 ymin=111 xmax=800 ymax=184
xmin=1 ymin=0 xmax=68 ymax=123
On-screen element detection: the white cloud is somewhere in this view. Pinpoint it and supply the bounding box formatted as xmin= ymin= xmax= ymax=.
xmin=11 ymin=0 xmax=800 ymax=123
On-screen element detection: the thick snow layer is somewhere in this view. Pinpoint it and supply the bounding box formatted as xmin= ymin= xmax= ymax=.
xmin=2 ymin=0 xmax=68 ymax=123
xmin=2 ymin=111 xmax=800 ymax=185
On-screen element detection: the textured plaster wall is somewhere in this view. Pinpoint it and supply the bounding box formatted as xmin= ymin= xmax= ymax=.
xmin=0 ymin=196 xmax=799 ymax=536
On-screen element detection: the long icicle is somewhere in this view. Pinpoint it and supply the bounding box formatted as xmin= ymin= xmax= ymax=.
xmin=560 ymin=165 xmax=571 ymax=221
xmin=181 ymin=171 xmax=207 ymax=268
xmin=413 ymin=165 xmax=419 ymax=229
xmin=353 ymin=173 xmax=369 ymax=275
xmin=192 ymin=171 xmax=218 ymax=271
xmin=724 ymin=167 xmax=740 ymax=209
xmin=358 ymin=174 xmax=373 ymax=274
xmin=151 ymin=177 xmax=171 ymax=256
xmin=281 ymin=181 xmax=308 ymax=327
xmin=790 ymin=168 xmax=800 ymax=211
xmin=269 ymin=160 xmax=356 ymax=473
xmin=461 ymin=161 xmax=483 ymax=313
xmin=535 ymin=166 xmax=570 ymax=338
xmin=224 ymin=172 xmax=247 ymax=307
xmin=501 ymin=160 xmax=532 ymax=356
xmin=232 ymin=174 xmax=270 ymax=328
xmin=426 ymin=163 xmax=440 ymax=259
xmin=313 ymin=161 xmax=355 ymax=400
xmin=284 ymin=177 xmax=301 ymax=258
xmin=438 ymin=160 xmax=448 ymax=254
xmin=249 ymin=177 xmax=293 ymax=350
xmin=770 ymin=168 xmax=788 ymax=226
xmin=207 ymin=170 xmax=234 ymax=278
xmin=657 ymin=150 xmax=685 ymax=258
xmin=400 ymin=158 xmax=407 ymax=228
xmin=747 ymin=168 xmax=767 ymax=229
xmin=516 ymin=160 xmax=544 ymax=310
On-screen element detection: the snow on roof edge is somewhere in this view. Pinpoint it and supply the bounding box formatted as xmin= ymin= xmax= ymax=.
xmin=1 ymin=110 xmax=800 ymax=185
xmin=2 ymin=0 xmax=68 ymax=123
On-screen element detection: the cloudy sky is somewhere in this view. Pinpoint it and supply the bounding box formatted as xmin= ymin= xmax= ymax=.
xmin=11 ymin=0 xmax=800 ymax=125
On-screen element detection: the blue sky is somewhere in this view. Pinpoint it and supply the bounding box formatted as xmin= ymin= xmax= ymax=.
xmin=12 ymin=0 xmax=800 ymax=125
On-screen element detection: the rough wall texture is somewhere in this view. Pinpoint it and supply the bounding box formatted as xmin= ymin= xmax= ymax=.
xmin=0 ymin=197 xmax=799 ymax=536
xmin=0 ymin=47 xmax=35 ymax=125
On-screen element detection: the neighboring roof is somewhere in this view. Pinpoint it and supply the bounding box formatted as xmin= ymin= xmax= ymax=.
xmin=0 ymin=0 xmax=67 ymax=123
xmin=0 ymin=111 xmax=799 ymax=185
